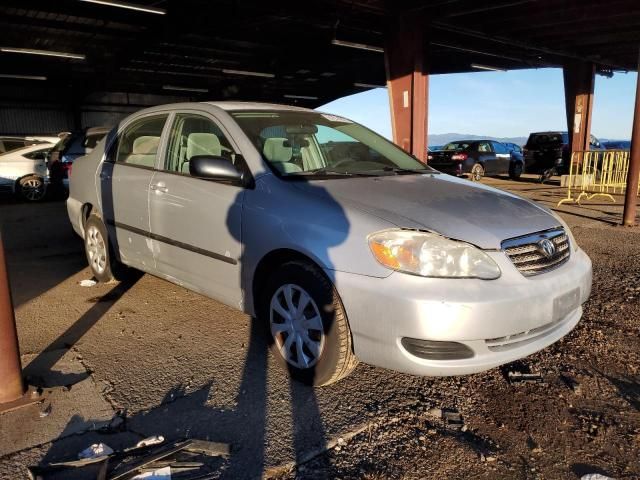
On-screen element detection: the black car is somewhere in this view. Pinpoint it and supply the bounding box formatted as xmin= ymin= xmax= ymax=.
xmin=523 ymin=131 xmax=603 ymax=179
xmin=48 ymin=126 xmax=110 ymax=189
xmin=427 ymin=140 xmax=524 ymax=181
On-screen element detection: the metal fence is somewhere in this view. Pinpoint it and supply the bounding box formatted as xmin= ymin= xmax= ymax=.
xmin=557 ymin=150 xmax=640 ymax=206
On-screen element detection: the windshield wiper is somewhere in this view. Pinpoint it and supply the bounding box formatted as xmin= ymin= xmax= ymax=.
xmin=296 ymin=168 xmax=374 ymax=177
xmin=381 ymin=166 xmax=438 ymax=175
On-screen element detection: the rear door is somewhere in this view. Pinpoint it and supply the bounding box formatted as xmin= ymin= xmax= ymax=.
xmin=491 ymin=141 xmax=511 ymax=173
xmin=98 ymin=113 xmax=169 ymax=271
xmin=477 ymin=141 xmax=497 ymax=173
xmin=148 ymin=111 xmax=244 ymax=307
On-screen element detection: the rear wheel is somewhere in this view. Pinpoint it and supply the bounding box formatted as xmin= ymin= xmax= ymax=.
xmin=470 ymin=163 xmax=484 ymax=181
xmin=261 ymin=261 xmax=358 ymax=386
xmin=509 ymin=162 xmax=523 ymax=180
xmin=17 ymin=175 xmax=46 ymax=202
xmin=84 ymin=215 xmax=123 ymax=282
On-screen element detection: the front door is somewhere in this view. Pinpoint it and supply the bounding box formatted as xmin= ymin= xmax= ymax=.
xmin=99 ymin=113 xmax=169 ymax=271
xmin=148 ymin=111 xmax=244 ymax=308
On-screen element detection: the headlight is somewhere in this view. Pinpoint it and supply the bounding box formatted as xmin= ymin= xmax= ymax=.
xmin=368 ymin=230 xmax=501 ymax=279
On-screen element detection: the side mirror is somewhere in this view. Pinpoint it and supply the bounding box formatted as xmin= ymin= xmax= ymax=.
xmin=189 ymin=155 xmax=243 ymax=183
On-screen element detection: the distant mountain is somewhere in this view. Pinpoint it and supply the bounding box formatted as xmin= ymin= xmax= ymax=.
xmin=428 ymin=133 xmax=528 ymax=147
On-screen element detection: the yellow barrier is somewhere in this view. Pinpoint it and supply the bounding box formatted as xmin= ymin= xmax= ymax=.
xmin=557 ymin=150 xmax=640 ymax=206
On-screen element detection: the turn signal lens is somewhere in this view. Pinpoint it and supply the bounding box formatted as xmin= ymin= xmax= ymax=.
xmin=368 ymin=229 xmax=501 ymax=279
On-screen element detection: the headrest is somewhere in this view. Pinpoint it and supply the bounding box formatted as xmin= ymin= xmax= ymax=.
xmin=187 ymin=132 xmax=221 ymax=159
xmin=132 ymin=136 xmax=160 ymax=155
xmin=263 ymin=137 xmax=292 ymax=163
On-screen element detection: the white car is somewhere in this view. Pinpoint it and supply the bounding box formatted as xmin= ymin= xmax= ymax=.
xmin=0 ymin=144 xmax=51 ymax=201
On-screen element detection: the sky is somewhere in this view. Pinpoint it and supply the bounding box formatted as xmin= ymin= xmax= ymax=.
xmin=319 ymin=68 xmax=638 ymax=142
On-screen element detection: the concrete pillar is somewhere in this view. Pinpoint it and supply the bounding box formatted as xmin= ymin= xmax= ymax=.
xmin=622 ymin=56 xmax=640 ymax=226
xmin=385 ymin=16 xmax=428 ymax=162
xmin=563 ymin=60 xmax=595 ymax=155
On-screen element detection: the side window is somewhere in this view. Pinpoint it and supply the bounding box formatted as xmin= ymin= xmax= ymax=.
xmin=478 ymin=142 xmax=492 ymax=153
xmin=165 ymin=114 xmax=235 ymax=174
xmin=114 ymin=115 xmax=168 ymax=167
xmin=492 ymin=142 xmax=507 ymax=154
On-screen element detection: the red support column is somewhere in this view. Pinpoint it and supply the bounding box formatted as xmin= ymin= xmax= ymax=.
xmin=622 ymin=55 xmax=640 ymax=226
xmin=563 ymin=60 xmax=595 ymax=155
xmin=385 ymin=16 xmax=428 ymax=162
xmin=0 ymin=234 xmax=25 ymax=404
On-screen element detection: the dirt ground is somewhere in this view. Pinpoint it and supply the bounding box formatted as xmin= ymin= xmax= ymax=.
xmin=0 ymin=175 xmax=639 ymax=479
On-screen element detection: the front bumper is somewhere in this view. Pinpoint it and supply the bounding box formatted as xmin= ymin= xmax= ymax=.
xmin=330 ymin=247 xmax=592 ymax=376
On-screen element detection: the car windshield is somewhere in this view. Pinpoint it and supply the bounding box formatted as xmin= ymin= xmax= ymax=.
xmin=231 ymin=110 xmax=435 ymax=177
xmin=442 ymin=142 xmax=471 ymax=151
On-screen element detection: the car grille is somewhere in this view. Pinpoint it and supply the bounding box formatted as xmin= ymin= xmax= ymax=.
xmin=502 ymin=228 xmax=570 ymax=276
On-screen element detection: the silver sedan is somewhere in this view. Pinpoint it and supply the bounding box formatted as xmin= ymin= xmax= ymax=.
xmin=67 ymin=102 xmax=592 ymax=386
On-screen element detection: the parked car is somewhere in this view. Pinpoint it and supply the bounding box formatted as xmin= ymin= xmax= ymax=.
xmin=48 ymin=126 xmax=110 ymax=187
xmin=523 ymin=131 xmax=604 ymax=180
xmin=0 ymin=136 xmax=48 ymax=155
xmin=67 ymin=102 xmax=592 ymax=386
xmin=427 ymin=140 xmax=524 ymax=180
xmin=0 ymin=143 xmax=52 ymax=201
xmin=602 ymin=140 xmax=631 ymax=150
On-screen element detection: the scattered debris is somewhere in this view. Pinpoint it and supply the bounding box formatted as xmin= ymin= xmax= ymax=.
xmin=27 ymin=437 xmax=230 ymax=480
xmin=132 ymin=466 xmax=171 ymax=479
xmin=79 ymin=278 xmax=97 ymax=287
xmin=79 ymin=442 xmax=114 ymax=460
xmin=580 ymin=475 xmax=616 ymax=480
xmin=442 ymin=409 xmax=464 ymax=429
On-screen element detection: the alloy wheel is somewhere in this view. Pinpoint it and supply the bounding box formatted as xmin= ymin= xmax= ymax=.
xmin=21 ymin=178 xmax=45 ymax=201
xmin=269 ymin=283 xmax=325 ymax=369
xmin=86 ymin=225 xmax=107 ymax=275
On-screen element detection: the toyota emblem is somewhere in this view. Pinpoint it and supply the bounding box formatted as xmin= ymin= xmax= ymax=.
xmin=537 ymin=238 xmax=556 ymax=258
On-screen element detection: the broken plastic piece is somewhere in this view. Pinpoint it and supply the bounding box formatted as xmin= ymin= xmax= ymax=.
xmin=507 ymin=371 xmax=543 ymax=384
xmin=78 ymin=442 xmax=114 ymax=459
xmin=136 ymin=436 xmax=165 ymax=448
xmin=80 ymin=279 xmax=97 ymax=287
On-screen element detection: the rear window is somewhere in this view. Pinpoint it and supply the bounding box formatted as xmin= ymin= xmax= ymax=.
xmin=526 ymin=133 xmax=567 ymax=148
xmin=84 ymin=132 xmax=108 ymax=149
xmin=442 ymin=142 xmax=471 ymax=151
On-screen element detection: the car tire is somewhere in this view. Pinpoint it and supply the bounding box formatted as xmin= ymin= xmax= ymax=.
xmin=260 ymin=260 xmax=358 ymax=386
xmin=17 ymin=175 xmax=46 ymax=202
xmin=509 ymin=162 xmax=523 ymax=180
xmin=470 ymin=163 xmax=484 ymax=181
xmin=84 ymin=214 xmax=123 ymax=283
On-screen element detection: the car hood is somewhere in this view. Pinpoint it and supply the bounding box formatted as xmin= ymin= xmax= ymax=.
xmin=292 ymin=173 xmax=560 ymax=249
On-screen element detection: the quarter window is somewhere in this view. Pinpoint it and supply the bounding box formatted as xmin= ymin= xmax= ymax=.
xmin=165 ymin=114 xmax=235 ymax=174
xmin=114 ymin=115 xmax=168 ymax=167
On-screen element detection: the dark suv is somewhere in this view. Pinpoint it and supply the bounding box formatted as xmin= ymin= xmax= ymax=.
xmin=523 ymin=131 xmax=603 ymax=180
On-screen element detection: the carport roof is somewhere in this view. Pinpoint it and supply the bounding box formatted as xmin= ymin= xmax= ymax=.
xmin=1 ymin=0 xmax=639 ymax=107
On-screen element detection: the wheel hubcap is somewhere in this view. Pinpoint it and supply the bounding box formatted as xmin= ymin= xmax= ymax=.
xmin=269 ymin=284 xmax=325 ymax=369
xmin=22 ymin=178 xmax=44 ymax=201
xmin=86 ymin=226 xmax=107 ymax=275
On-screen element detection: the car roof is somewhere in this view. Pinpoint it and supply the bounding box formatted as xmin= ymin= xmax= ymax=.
xmin=201 ymin=101 xmax=314 ymax=113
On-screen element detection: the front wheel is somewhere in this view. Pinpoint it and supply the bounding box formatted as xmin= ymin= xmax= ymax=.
xmin=261 ymin=261 xmax=358 ymax=386
xmin=470 ymin=163 xmax=484 ymax=181
xmin=18 ymin=175 xmax=46 ymax=202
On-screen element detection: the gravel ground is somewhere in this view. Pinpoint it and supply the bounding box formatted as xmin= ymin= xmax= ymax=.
xmin=0 ymin=178 xmax=639 ymax=479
